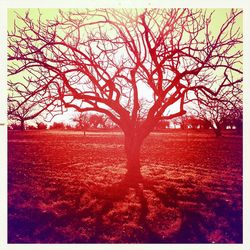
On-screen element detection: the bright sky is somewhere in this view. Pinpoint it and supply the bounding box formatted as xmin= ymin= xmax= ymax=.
xmin=7 ymin=8 xmax=243 ymax=125
xmin=8 ymin=8 xmax=242 ymax=33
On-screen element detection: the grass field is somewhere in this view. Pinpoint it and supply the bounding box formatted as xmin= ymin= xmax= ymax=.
xmin=8 ymin=130 xmax=242 ymax=243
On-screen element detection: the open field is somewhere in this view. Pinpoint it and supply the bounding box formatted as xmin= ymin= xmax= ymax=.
xmin=8 ymin=130 xmax=242 ymax=243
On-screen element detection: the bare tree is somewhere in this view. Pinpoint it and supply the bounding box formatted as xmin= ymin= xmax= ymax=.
xmin=8 ymin=9 xmax=242 ymax=184
xmin=156 ymin=119 xmax=170 ymax=130
xmin=89 ymin=113 xmax=108 ymax=128
xmin=49 ymin=122 xmax=66 ymax=130
xmin=193 ymin=83 xmax=242 ymax=136
xmin=172 ymin=113 xmax=205 ymax=130
xmin=36 ymin=121 xmax=47 ymax=130
xmin=8 ymin=100 xmax=45 ymax=130
xmin=229 ymin=106 xmax=243 ymax=134
xmin=72 ymin=112 xmax=90 ymax=135
xmin=8 ymin=77 xmax=57 ymax=130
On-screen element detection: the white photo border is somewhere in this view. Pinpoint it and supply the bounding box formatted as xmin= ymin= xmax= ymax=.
xmin=1 ymin=0 xmax=249 ymax=250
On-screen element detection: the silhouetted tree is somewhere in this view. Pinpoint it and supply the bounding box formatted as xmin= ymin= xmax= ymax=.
xmin=36 ymin=122 xmax=47 ymax=130
xmin=8 ymin=9 xmax=242 ymax=184
xmin=156 ymin=120 xmax=170 ymax=130
xmin=72 ymin=112 xmax=90 ymax=135
xmin=171 ymin=113 xmax=205 ymax=130
xmin=88 ymin=113 xmax=109 ymax=129
xmin=8 ymin=101 xmax=46 ymax=130
xmin=64 ymin=124 xmax=75 ymax=130
xmin=89 ymin=114 xmax=103 ymax=128
xmin=186 ymin=117 xmax=203 ymax=129
xmin=225 ymin=106 xmax=243 ymax=134
xmin=26 ymin=125 xmax=37 ymax=130
xmin=8 ymin=123 xmax=21 ymax=130
xmin=203 ymin=118 xmax=212 ymax=130
xmin=49 ymin=122 xmax=66 ymax=130
xmin=193 ymin=85 xmax=242 ymax=137
xmin=171 ymin=115 xmax=188 ymax=130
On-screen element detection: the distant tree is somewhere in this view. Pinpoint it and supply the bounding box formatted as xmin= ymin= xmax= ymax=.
xmin=8 ymin=123 xmax=21 ymax=130
xmin=104 ymin=117 xmax=119 ymax=129
xmin=172 ymin=115 xmax=189 ymax=130
xmin=26 ymin=125 xmax=37 ymax=130
xmin=88 ymin=114 xmax=102 ymax=128
xmin=8 ymin=9 xmax=242 ymax=184
xmin=8 ymin=101 xmax=44 ymax=131
xmin=195 ymin=102 xmax=226 ymax=137
xmin=8 ymin=79 xmax=56 ymax=130
xmin=72 ymin=112 xmax=90 ymax=135
xmin=64 ymin=124 xmax=75 ymax=130
xmin=171 ymin=113 xmax=208 ymax=130
xmin=203 ymin=118 xmax=212 ymax=130
xmin=186 ymin=117 xmax=201 ymax=129
xmin=97 ymin=115 xmax=110 ymax=129
xmin=49 ymin=122 xmax=66 ymax=130
xmin=234 ymin=110 xmax=243 ymax=135
xmin=156 ymin=120 xmax=170 ymax=130
xmin=36 ymin=122 xmax=47 ymax=130
xmin=194 ymin=85 xmax=242 ymax=137
xmin=224 ymin=106 xmax=243 ymax=134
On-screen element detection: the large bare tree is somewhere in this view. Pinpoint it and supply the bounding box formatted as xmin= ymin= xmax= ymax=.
xmin=8 ymin=8 xmax=243 ymax=184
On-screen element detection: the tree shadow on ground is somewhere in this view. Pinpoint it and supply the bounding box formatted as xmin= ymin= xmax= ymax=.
xmin=148 ymin=185 xmax=242 ymax=243
xmin=8 ymin=179 xmax=242 ymax=243
xmin=89 ymin=179 xmax=242 ymax=243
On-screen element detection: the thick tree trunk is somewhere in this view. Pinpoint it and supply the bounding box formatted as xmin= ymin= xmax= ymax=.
xmin=123 ymin=133 xmax=144 ymax=185
xmin=212 ymin=122 xmax=222 ymax=137
xmin=20 ymin=119 xmax=25 ymax=131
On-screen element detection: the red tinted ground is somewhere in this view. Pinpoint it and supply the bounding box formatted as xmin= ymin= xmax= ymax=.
xmin=8 ymin=130 xmax=242 ymax=243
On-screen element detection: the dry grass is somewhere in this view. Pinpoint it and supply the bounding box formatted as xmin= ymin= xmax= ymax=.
xmin=8 ymin=130 xmax=242 ymax=243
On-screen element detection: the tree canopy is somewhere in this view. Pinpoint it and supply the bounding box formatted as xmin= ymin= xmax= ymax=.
xmin=8 ymin=8 xmax=242 ymax=134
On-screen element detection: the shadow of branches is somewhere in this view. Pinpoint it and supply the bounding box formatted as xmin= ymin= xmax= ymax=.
xmin=8 ymin=178 xmax=242 ymax=243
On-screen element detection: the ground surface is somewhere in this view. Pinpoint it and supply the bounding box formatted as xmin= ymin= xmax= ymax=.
xmin=8 ymin=130 xmax=242 ymax=243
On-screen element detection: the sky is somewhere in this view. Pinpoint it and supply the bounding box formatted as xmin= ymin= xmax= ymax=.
xmin=8 ymin=8 xmax=242 ymax=35
xmin=7 ymin=8 xmax=243 ymax=125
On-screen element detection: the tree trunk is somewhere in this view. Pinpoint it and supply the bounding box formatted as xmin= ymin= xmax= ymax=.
xmin=212 ymin=122 xmax=222 ymax=137
xmin=123 ymin=133 xmax=144 ymax=185
xmin=20 ymin=119 xmax=25 ymax=131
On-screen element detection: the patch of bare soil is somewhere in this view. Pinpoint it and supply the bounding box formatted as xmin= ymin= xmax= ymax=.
xmin=8 ymin=130 xmax=242 ymax=243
